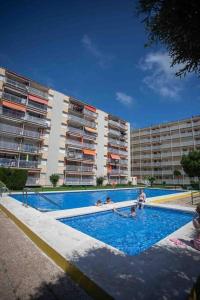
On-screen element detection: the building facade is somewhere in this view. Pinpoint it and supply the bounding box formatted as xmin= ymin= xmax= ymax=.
xmin=0 ymin=67 xmax=130 ymax=186
xmin=131 ymin=116 xmax=200 ymax=185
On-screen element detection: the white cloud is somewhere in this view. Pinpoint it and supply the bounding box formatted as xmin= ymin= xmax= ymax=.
xmin=81 ymin=34 xmax=112 ymax=68
xmin=116 ymin=92 xmax=133 ymax=106
xmin=140 ymin=52 xmax=183 ymax=99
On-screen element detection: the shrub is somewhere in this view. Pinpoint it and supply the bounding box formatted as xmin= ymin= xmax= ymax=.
xmin=162 ymin=181 xmax=166 ymax=186
xmin=96 ymin=177 xmax=104 ymax=186
xmin=0 ymin=168 xmax=28 ymax=190
xmin=49 ymin=174 xmax=60 ymax=187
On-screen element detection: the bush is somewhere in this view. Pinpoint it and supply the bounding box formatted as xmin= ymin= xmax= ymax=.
xmin=162 ymin=181 xmax=166 ymax=186
xmin=49 ymin=174 xmax=60 ymax=187
xmin=0 ymin=168 xmax=28 ymax=190
xmin=96 ymin=177 xmax=104 ymax=186
xmin=190 ymin=180 xmax=200 ymax=190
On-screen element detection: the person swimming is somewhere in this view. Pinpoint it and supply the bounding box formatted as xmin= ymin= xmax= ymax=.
xmin=113 ymin=206 xmax=136 ymax=218
xmin=105 ymin=197 xmax=113 ymax=204
xmin=95 ymin=199 xmax=103 ymax=206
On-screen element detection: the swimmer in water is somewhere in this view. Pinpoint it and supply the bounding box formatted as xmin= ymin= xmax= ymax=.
xmin=113 ymin=206 xmax=136 ymax=218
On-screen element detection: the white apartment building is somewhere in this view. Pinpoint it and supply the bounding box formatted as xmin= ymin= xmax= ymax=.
xmin=131 ymin=116 xmax=200 ymax=185
xmin=0 ymin=67 xmax=130 ymax=186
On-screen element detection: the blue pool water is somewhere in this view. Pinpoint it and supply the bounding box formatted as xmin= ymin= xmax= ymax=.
xmin=60 ymin=206 xmax=193 ymax=255
xmin=11 ymin=188 xmax=183 ymax=211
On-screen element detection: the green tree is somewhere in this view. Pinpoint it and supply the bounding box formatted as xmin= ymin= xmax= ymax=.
xmin=173 ymin=169 xmax=181 ymax=185
xmin=96 ymin=177 xmax=104 ymax=186
xmin=49 ymin=174 xmax=60 ymax=187
xmin=147 ymin=176 xmax=156 ymax=187
xmin=137 ymin=0 xmax=200 ymax=77
xmin=0 ymin=168 xmax=28 ymax=190
xmin=181 ymin=150 xmax=200 ymax=189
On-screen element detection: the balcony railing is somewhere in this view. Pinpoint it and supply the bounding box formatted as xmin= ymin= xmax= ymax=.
xmin=21 ymin=144 xmax=39 ymax=153
xmin=0 ymin=141 xmax=20 ymax=151
xmin=108 ymin=129 xmax=121 ymax=136
xmin=108 ymin=138 xmax=127 ymax=147
xmin=65 ymin=178 xmax=94 ymax=185
xmin=23 ymin=129 xmax=41 ymax=138
xmin=2 ymin=107 xmax=25 ymax=120
xmin=0 ymin=158 xmax=18 ymax=167
xmin=83 ymin=108 xmax=97 ymax=118
xmin=19 ymin=160 xmax=39 ymax=168
xmin=27 ymin=100 xmax=47 ymax=112
xmin=108 ymin=119 xmax=126 ymax=130
xmin=28 ymin=86 xmax=49 ymax=100
xmin=0 ymin=123 xmax=40 ymax=139
xmin=68 ymin=115 xmax=96 ymax=129
xmin=0 ymin=123 xmax=22 ymax=135
xmin=67 ymin=126 xmax=97 ymax=140
xmin=25 ymin=114 xmax=47 ymax=126
xmin=66 ymin=139 xmax=83 ymax=148
xmin=6 ymin=78 xmax=27 ymax=90
xmin=66 ymin=165 xmax=95 ymax=172
xmin=2 ymin=92 xmax=27 ymax=105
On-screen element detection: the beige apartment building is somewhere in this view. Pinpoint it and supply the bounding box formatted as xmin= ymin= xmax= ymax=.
xmin=0 ymin=67 xmax=130 ymax=186
xmin=131 ymin=116 xmax=200 ymax=185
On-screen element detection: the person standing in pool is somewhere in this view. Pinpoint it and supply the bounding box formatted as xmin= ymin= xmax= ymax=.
xmin=137 ymin=189 xmax=146 ymax=209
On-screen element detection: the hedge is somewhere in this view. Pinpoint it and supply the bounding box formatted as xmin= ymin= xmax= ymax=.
xmin=0 ymin=168 xmax=28 ymax=190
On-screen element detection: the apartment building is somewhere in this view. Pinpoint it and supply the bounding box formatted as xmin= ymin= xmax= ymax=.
xmin=131 ymin=116 xmax=200 ymax=185
xmin=0 ymin=67 xmax=130 ymax=186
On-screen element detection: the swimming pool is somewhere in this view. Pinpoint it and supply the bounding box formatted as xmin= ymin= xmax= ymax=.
xmin=60 ymin=206 xmax=193 ymax=255
xmin=11 ymin=188 xmax=183 ymax=211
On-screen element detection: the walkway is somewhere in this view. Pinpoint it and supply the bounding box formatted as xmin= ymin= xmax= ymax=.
xmin=0 ymin=210 xmax=91 ymax=300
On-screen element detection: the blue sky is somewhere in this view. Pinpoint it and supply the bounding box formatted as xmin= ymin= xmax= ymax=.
xmin=1 ymin=0 xmax=200 ymax=128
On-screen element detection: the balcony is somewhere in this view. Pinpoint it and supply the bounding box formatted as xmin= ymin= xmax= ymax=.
xmin=108 ymin=129 xmax=121 ymax=137
xmin=108 ymin=138 xmax=127 ymax=147
xmin=21 ymin=144 xmax=40 ymax=153
xmin=0 ymin=123 xmax=22 ymax=135
xmin=0 ymin=123 xmax=41 ymax=139
xmin=28 ymin=87 xmax=49 ymax=100
xmin=0 ymin=141 xmax=20 ymax=151
xmin=68 ymin=115 xmax=96 ymax=129
xmin=19 ymin=160 xmax=39 ymax=168
xmin=65 ymin=177 xmax=95 ymax=185
xmin=27 ymin=100 xmax=47 ymax=112
xmin=23 ymin=129 xmax=41 ymax=139
xmin=108 ymin=119 xmax=126 ymax=130
xmin=6 ymin=78 xmax=27 ymax=91
xmin=1 ymin=107 xmax=25 ymax=120
xmin=25 ymin=114 xmax=47 ymax=126
xmin=0 ymin=157 xmax=18 ymax=167
xmin=109 ymin=169 xmax=120 ymax=175
xmin=66 ymin=165 xmax=95 ymax=172
xmin=66 ymin=139 xmax=83 ymax=148
xmin=2 ymin=92 xmax=27 ymax=105
xmin=83 ymin=108 xmax=97 ymax=119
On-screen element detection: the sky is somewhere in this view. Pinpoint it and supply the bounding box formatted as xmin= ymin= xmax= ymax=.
xmin=0 ymin=0 xmax=200 ymax=128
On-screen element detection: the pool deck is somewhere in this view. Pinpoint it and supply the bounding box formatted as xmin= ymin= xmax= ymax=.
xmin=0 ymin=192 xmax=199 ymax=300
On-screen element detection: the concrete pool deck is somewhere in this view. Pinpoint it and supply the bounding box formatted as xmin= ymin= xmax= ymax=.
xmin=0 ymin=192 xmax=199 ymax=300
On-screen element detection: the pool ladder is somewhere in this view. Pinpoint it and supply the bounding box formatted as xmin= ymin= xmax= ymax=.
xmin=22 ymin=189 xmax=62 ymax=210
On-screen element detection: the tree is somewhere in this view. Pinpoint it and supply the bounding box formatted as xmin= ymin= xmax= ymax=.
xmin=173 ymin=169 xmax=181 ymax=185
xmin=50 ymin=174 xmax=60 ymax=187
xmin=181 ymin=150 xmax=200 ymax=189
xmin=137 ymin=0 xmax=200 ymax=77
xmin=96 ymin=177 xmax=104 ymax=186
xmin=147 ymin=176 xmax=155 ymax=187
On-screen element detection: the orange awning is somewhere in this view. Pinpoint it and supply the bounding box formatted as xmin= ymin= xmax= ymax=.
xmin=85 ymin=126 xmax=97 ymax=133
xmin=2 ymin=100 xmax=26 ymax=112
xmin=85 ymin=105 xmax=96 ymax=112
xmin=110 ymin=154 xmax=120 ymax=160
xmin=28 ymin=94 xmax=48 ymax=105
xmin=83 ymin=149 xmax=96 ymax=156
